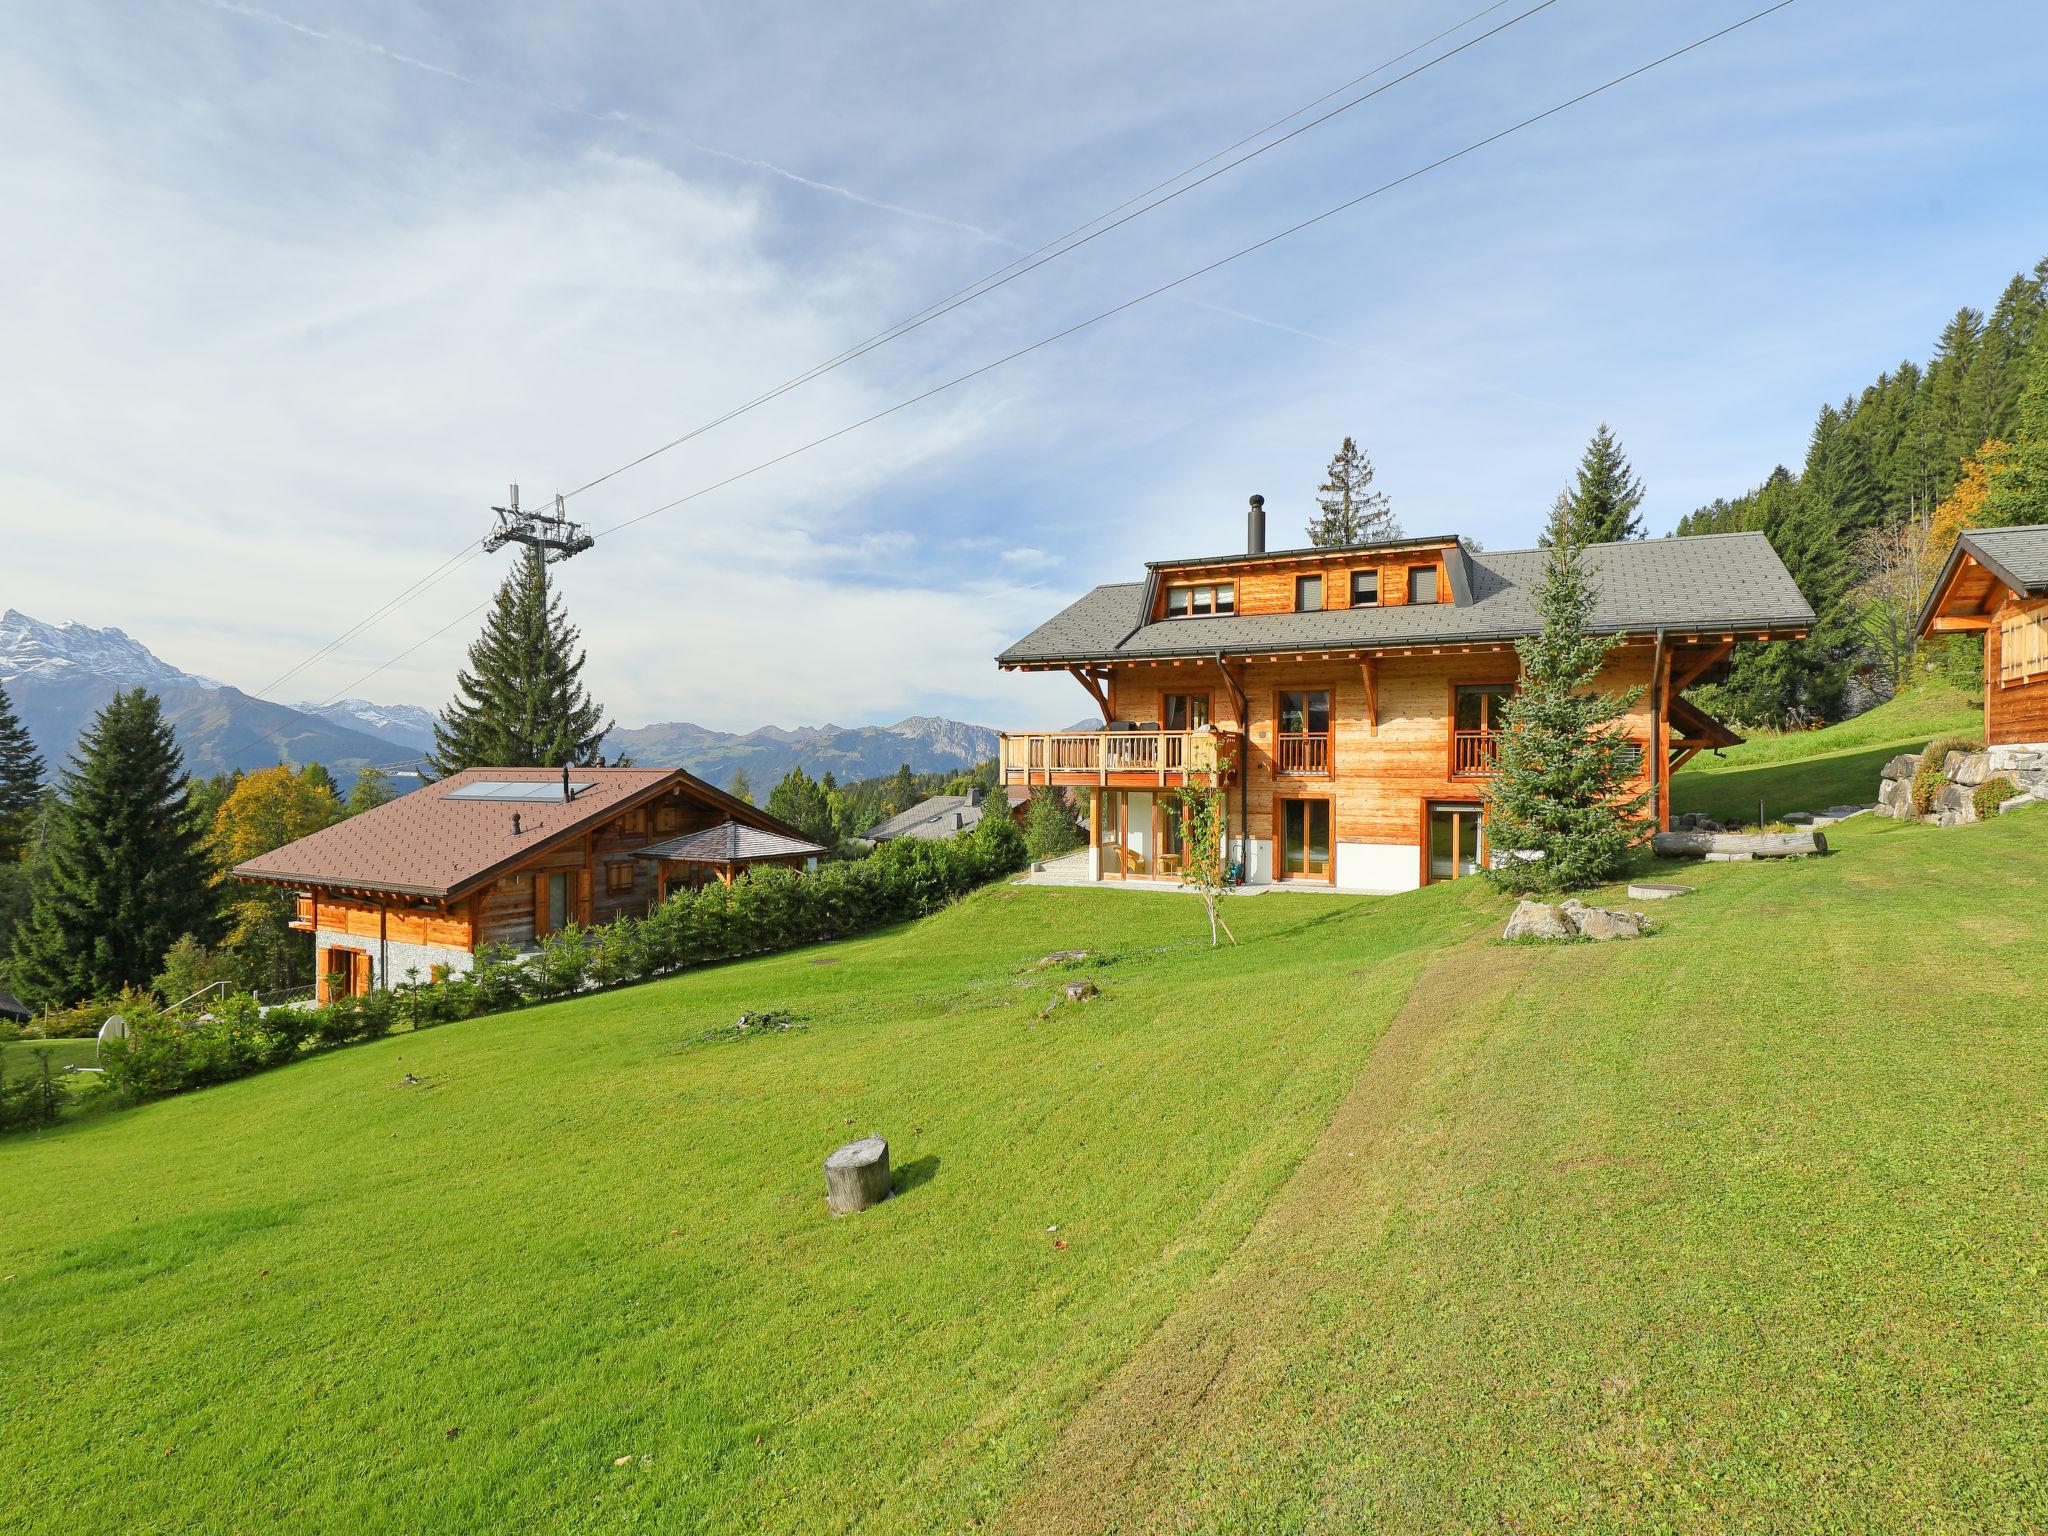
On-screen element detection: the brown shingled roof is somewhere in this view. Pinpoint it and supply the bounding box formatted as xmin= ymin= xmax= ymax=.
xmin=232 ymin=766 xmax=797 ymax=900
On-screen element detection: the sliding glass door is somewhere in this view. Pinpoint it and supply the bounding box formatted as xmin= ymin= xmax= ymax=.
xmin=1278 ymin=798 xmax=1332 ymax=881
xmin=1427 ymin=802 xmax=1485 ymax=883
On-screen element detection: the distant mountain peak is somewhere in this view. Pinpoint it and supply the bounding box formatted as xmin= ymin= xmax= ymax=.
xmin=0 ymin=609 xmax=219 ymax=690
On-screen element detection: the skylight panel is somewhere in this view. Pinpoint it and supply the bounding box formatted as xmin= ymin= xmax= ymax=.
xmin=441 ymin=780 xmax=596 ymax=802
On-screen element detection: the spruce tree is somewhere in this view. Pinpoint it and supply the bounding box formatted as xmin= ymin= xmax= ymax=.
xmin=0 ymin=679 xmax=45 ymax=862
xmin=1306 ymin=436 xmax=1399 ymax=547
xmin=430 ymin=548 xmax=613 ymax=775
xmin=346 ymin=767 xmax=396 ymax=815
xmin=12 ymin=689 xmax=219 ymax=1006
xmin=727 ymin=767 xmax=754 ymax=805
xmin=1545 ymin=425 xmax=1647 ymax=545
xmin=765 ymin=766 xmax=836 ymax=846
xmin=1983 ymin=333 xmax=2048 ymax=528
xmin=1483 ymin=503 xmax=1648 ymax=895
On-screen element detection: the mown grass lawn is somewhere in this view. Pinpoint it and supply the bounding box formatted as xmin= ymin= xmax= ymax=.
xmin=0 ymin=879 xmax=1486 ymax=1534
xmin=1671 ymin=683 xmax=1982 ymax=824
xmin=6 ymin=803 xmax=2045 ymax=1534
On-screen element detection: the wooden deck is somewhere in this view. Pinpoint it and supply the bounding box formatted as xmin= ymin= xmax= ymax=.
xmin=998 ymin=728 xmax=1241 ymax=788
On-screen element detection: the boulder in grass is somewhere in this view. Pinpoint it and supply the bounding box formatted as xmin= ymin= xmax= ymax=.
xmin=1560 ymin=900 xmax=1647 ymax=941
xmin=1504 ymin=900 xmax=1574 ymax=942
xmin=2000 ymin=794 xmax=2039 ymax=815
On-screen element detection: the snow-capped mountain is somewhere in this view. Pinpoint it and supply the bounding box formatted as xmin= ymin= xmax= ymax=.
xmin=292 ymin=697 xmax=440 ymax=751
xmin=0 ymin=609 xmax=220 ymax=690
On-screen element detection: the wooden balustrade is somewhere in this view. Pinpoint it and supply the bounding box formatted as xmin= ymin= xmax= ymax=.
xmin=1274 ymin=732 xmax=1330 ymax=776
xmin=999 ymin=728 xmax=1236 ymax=786
xmin=1452 ymin=729 xmax=1502 ymax=777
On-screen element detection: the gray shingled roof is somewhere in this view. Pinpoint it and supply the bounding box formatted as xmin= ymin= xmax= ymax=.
xmin=867 ymin=794 xmax=987 ymax=841
xmin=633 ymin=821 xmax=826 ymax=864
xmin=997 ymin=533 xmax=1813 ymax=665
xmin=1961 ymin=526 xmax=2048 ymax=593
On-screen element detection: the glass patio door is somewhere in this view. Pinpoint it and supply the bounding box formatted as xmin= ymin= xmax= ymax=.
xmin=1279 ymin=798 xmax=1331 ymax=880
xmin=1427 ymin=803 xmax=1485 ymax=882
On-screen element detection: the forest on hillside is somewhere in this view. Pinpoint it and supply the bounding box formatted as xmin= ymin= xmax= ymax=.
xmin=1673 ymin=256 xmax=2048 ymax=727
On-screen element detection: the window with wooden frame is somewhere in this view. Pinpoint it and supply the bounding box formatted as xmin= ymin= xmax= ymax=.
xmin=1165 ymin=581 xmax=1236 ymax=618
xmin=1162 ymin=692 xmax=1211 ymax=730
xmin=1407 ymin=564 xmax=1439 ymax=604
xmin=1295 ymin=574 xmax=1324 ymax=612
xmin=1999 ymin=606 xmax=2048 ymax=685
xmin=1351 ymin=568 xmax=1379 ymax=607
xmin=1276 ymin=689 xmax=1332 ymax=776
xmin=605 ymin=861 xmax=637 ymax=895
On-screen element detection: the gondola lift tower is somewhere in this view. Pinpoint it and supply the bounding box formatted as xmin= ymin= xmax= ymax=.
xmin=483 ymin=484 xmax=595 ymax=563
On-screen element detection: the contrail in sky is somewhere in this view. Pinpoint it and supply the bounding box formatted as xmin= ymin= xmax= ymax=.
xmin=195 ymin=0 xmax=1003 ymax=241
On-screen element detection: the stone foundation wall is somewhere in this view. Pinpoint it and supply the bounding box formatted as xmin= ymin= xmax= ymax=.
xmin=316 ymin=926 xmax=473 ymax=991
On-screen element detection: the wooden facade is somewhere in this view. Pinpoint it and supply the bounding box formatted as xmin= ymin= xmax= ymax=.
xmin=1920 ymin=532 xmax=2048 ymax=748
xmin=1001 ymin=539 xmax=1779 ymax=892
xmin=245 ymin=769 xmax=812 ymax=1000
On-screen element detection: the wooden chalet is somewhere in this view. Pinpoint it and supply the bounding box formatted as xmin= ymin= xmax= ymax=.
xmin=996 ymin=496 xmax=1813 ymax=891
xmin=231 ymin=766 xmax=821 ymax=1001
xmin=1917 ymin=526 xmax=2048 ymax=752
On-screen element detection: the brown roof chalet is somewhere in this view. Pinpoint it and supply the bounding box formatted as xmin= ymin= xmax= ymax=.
xmin=232 ymin=766 xmax=801 ymax=900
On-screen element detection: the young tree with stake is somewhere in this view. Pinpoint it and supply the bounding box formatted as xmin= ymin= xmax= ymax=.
xmin=1175 ymin=768 xmax=1236 ymax=947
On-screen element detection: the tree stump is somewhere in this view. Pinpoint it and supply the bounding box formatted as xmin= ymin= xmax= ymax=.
xmin=824 ymin=1136 xmax=891 ymax=1215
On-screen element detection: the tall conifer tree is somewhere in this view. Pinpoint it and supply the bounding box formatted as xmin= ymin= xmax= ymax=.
xmin=430 ymin=548 xmax=612 ymax=775
xmin=0 ymin=679 xmax=45 ymax=862
xmin=1483 ymin=501 xmax=1648 ymax=894
xmin=1983 ymin=333 xmax=2048 ymax=528
xmin=1545 ymin=425 xmax=1647 ymax=545
xmin=1305 ymin=436 xmax=1399 ymax=547
xmin=13 ymin=689 xmax=217 ymax=1006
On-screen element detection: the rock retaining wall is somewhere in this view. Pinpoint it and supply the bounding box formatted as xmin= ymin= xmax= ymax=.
xmin=1875 ymin=742 xmax=2048 ymax=825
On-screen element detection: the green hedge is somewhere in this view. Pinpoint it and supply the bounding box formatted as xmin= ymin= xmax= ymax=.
xmin=47 ymin=822 xmax=1027 ymax=1125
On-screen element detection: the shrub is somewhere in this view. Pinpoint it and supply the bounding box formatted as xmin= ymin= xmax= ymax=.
xmin=1022 ymin=786 xmax=1081 ymax=861
xmin=1921 ymin=733 xmax=1983 ymax=775
xmin=1910 ymin=761 xmax=1946 ymax=817
xmin=970 ymin=805 xmax=1028 ymax=879
xmin=0 ymin=1048 xmax=64 ymax=1132
xmin=1973 ymin=776 xmax=2020 ymax=819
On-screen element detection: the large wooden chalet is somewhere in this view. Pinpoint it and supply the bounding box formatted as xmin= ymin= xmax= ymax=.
xmin=232 ymin=766 xmax=822 ymax=1001
xmin=1917 ymin=525 xmax=2048 ymax=754
xmin=996 ymin=497 xmax=1813 ymax=891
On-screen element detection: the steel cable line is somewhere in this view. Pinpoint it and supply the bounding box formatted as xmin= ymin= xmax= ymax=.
xmin=592 ymin=0 xmax=1797 ymax=546
xmin=225 ymin=1 xmax=1794 ymax=746
xmin=187 ymin=1 xmax=1535 ymax=749
xmin=550 ymin=0 xmax=1560 ymax=504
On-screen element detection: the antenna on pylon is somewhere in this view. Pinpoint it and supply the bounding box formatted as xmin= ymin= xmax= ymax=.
xmin=483 ymin=483 xmax=596 ymax=564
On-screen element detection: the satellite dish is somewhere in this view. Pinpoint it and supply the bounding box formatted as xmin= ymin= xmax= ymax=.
xmin=98 ymin=1014 xmax=128 ymax=1042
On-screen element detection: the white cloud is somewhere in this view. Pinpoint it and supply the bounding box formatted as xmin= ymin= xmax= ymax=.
xmin=999 ymin=547 xmax=1060 ymax=569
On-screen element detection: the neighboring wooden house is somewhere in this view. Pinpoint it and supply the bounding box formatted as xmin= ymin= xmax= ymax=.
xmin=1918 ymin=526 xmax=2048 ymax=757
xmin=231 ymin=766 xmax=821 ymax=1000
xmin=995 ymin=498 xmax=1812 ymax=891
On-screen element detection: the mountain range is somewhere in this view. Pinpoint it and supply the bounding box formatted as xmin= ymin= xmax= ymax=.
xmin=0 ymin=610 xmax=1031 ymax=791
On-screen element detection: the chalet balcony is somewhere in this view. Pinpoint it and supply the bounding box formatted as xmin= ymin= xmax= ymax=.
xmin=1452 ymin=729 xmax=1502 ymax=778
xmin=998 ymin=726 xmax=1240 ymax=789
xmin=1274 ymin=732 xmax=1330 ymax=777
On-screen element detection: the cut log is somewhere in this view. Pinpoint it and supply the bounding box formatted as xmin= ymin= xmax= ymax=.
xmin=1652 ymin=829 xmax=1826 ymax=859
xmin=824 ymin=1136 xmax=891 ymax=1215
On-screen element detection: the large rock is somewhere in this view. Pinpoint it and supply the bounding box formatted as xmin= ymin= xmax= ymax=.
xmin=1932 ymin=782 xmax=1972 ymax=815
xmin=1561 ymin=900 xmax=1647 ymax=941
xmin=1880 ymin=753 xmax=1921 ymax=782
xmin=1504 ymin=900 xmax=1574 ymax=942
xmin=1947 ymin=752 xmax=1991 ymax=787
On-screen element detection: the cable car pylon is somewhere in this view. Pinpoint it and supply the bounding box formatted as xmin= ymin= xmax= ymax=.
xmin=483 ymin=484 xmax=596 ymax=563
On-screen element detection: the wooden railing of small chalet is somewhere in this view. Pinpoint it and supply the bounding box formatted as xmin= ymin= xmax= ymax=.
xmin=1274 ymin=732 xmax=1330 ymax=777
xmin=999 ymin=727 xmax=1239 ymax=787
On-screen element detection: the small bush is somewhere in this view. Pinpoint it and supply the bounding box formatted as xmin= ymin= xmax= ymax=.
xmin=1909 ymin=762 xmax=1946 ymax=817
xmin=1973 ymin=776 xmax=2020 ymax=819
xmin=1921 ymin=733 xmax=1983 ymax=775
xmin=0 ymin=1048 xmax=65 ymax=1132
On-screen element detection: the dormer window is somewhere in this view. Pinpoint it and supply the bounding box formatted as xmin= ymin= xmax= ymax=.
xmin=1408 ymin=565 xmax=1439 ymax=605
xmin=1351 ymin=569 xmax=1379 ymax=607
xmin=1166 ymin=581 xmax=1235 ymax=618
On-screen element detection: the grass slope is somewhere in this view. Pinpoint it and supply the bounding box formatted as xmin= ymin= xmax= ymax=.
xmin=1671 ymin=683 xmax=1982 ymax=824
xmin=1013 ymin=808 xmax=2048 ymax=1533
xmin=7 ymin=805 xmax=2046 ymax=1532
xmin=0 ymin=882 xmax=1484 ymax=1534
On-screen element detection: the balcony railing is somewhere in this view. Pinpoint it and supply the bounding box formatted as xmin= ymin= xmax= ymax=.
xmin=998 ymin=727 xmax=1238 ymax=786
xmin=1452 ymin=729 xmax=1502 ymax=777
xmin=1275 ymin=732 xmax=1330 ymax=776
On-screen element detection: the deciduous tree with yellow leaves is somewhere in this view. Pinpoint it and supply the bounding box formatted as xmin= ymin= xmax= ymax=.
xmin=211 ymin=765 xmax=342 ymax=990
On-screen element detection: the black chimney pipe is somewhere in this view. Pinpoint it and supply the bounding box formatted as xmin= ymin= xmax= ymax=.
xmin=562 ymin=764 xmax=572 ymax=801
xmin=1247 ymin=494 xmax=1266 ymax=555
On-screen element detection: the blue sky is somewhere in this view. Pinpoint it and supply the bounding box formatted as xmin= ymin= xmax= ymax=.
xmin=6 ymin=0 xmax=2045 ymax=732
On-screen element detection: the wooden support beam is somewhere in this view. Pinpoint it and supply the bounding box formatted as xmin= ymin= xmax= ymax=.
xmin=1066 ymin=664 xmax=1113 ymax=723
xmin=1669 ymin=639 xmax=1733 ymax=694
xmin=1361 ymin=655 xmax=1379 ymax=736
xmin=1930 ymin=614 xmax=1993 ymax=633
